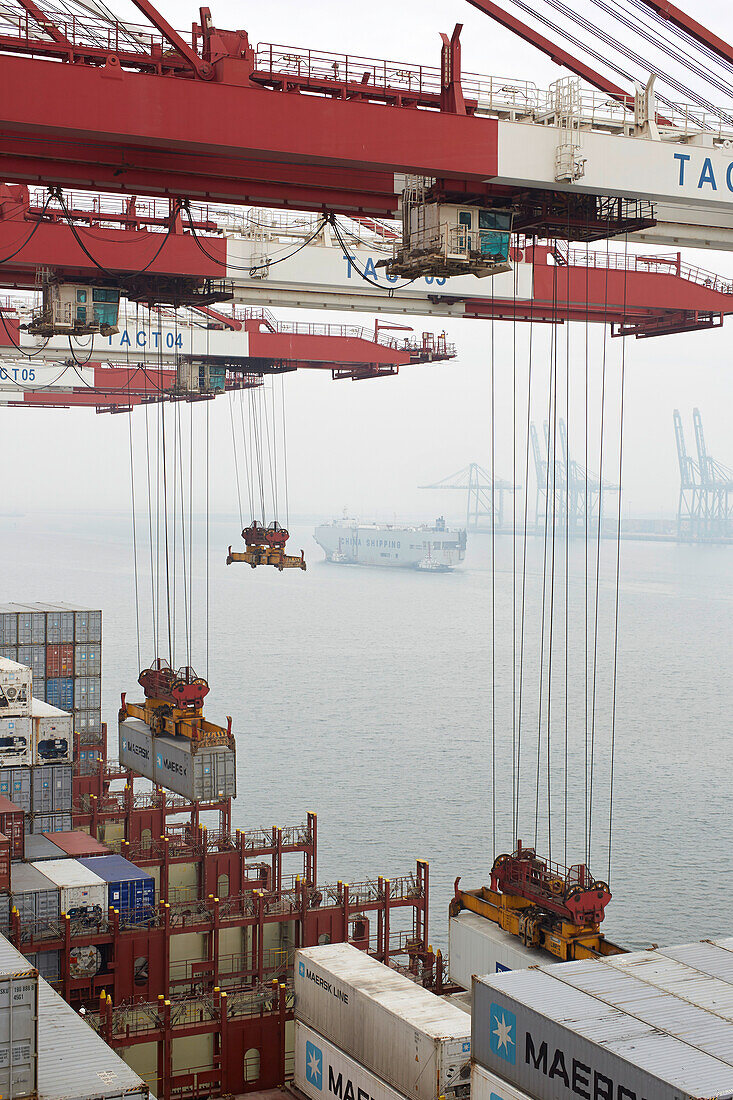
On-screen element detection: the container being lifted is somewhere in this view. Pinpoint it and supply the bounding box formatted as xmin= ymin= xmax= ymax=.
xmin=119 ymin=716 xmax=236 ymax=802
xmin=448 ymin=910 xmax=557 ymax=989
xmin=295 ymin=943 xmax=471 ymax=1100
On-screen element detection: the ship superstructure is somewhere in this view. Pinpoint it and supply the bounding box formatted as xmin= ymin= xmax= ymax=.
xmin=314 ymin=517 xmax=466 ymax=572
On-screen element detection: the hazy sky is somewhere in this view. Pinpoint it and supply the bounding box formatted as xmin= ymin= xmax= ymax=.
xmin=3 ymin=0 xmax=733 ymax=522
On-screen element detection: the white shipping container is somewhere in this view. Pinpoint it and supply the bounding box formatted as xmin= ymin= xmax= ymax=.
xmin=0 ymin=716 xmax=32 ymax=766
xmin=0 ymin=934 xmax=38 ymax=1098
xmin=295 ymin=943 xmax=471 ymax=1100
xmin=449 ymin=912 xmax=556 ymax=990
xmin=471 ymin=1062 xmax=535 ymax=1100
xmin=31 ymin=858 xmax=106 ymax=919
xmin=0 ymin=656 xmax=32 ymax=716
xmin=296 ymin=1021 xmax=409 ymax=1100
xmin=472 ymin=938 xmax=733 ymax=1100
xmin=36 ymin=970 xmax=149 ymax=1099
xmin=31 ymin=697 xmax=73 ymax=764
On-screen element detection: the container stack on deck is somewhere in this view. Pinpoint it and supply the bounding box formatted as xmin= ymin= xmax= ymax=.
xmin=470 ymin=940 xmax=733 ymax=1100
xmin=294 ymin=943 xmax=471 ymax=1100
xmin=0 ymin=603 xmax=103 ymax=772
xmin=0 ymin=602 xmax=433 ymax=1097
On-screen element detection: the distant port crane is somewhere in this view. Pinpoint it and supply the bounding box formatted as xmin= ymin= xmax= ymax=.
xmin=531 ymin=419 xmax=619 ymax=532
xmin=419 ymin=463 xmax=520 ymax=531
xmin=674 ymin=409 xmax=733 ymax=541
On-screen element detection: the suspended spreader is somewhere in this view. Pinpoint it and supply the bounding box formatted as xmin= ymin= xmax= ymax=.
xmin=227 ymin=521 xmax=306 ymax=571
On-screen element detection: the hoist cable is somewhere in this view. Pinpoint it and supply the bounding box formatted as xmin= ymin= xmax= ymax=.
xmin=281 ymin=375 xmax=290 ymax=530
xmin=160 ymin=401 xmax=173 ymax=666
xmin=511 ymin=248 xmax=518 ymax=849
xmin=545 ymin=253 xmax=561 ymax=862
xmin=143 ymin=392 xmax=158 ymax=661
xmin=238 ymin=386 xmax=256 ymax=521
xmin=490 ymin=281 xmax=496 ymax=861
xmin=514 ymin=241 xmax=536 ymax=844
xmin=535 ymin=270 xmax=556 ymax=850
xmin=587 ymin=228 xmax=612 ymax=869
xmin=608 ymin=236 xmax=629 ymax=883
xmin=564 ymin=225 xmax=571 ymax=870
xmin=228 ymin=391 xmax=244 ymax=528
xmin=127 ymin=366 xmax=142 ymax=673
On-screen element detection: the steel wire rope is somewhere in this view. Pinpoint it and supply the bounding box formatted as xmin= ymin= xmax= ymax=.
xmin=142 ymin=311 xmax=158 ymax=661
xmin=534 ymin=258 xmax=558 ymax=850
xmin=171 ymin=370 xmax=178 ymax=668
xmin=175 ymin=397 xmax=191 ymax=673
xmin=607 ymin=234 xmax=629 ymax=884
xmin=160 ymin=393 xmax=174 ymax=666
xmin=237 ymin=385 xmax=255 ymax=522
xmin=262 ymin=377 xmax=279 ymax=522
xmin=591 ymin=0 xmax=733 ymax=108
xmin=227 ymin=390 xmax=244 ymax=529
xmin=587 ymin=222 xmax=613 ymax=869
xmin=511 ymin=241 xmax=518 ymax=848
xmin=489 ymin=276 xmax=496 ymax=860
xmin=514 ymin=240 xmax=537 ymax=845
xmin=188 ymin=334 xmax=194 ymax=672
xmin=126 ymin=334 xmax=142 ymax=671
xmin=183 ymin=205 xmax=330 ymax=276
xmin=501 ymin=0 xmax=712 ymax=123
xmin=0 ymin=191 xmax=53 ymax=265
xmin=564 ymin=218 xmax=572 ymax=869
xmin=54 ymin=188 xmax=178 ymax=279
xmin=584 ymin=230 xmax=591 ymax=868
xmin=205 ymin=320 xmax=210 ymax=681
xmin=280 ymin=375 xmax=290 ymax=530
xmin=626 ymin=0 xmax=733 ymax=82
xmin=329 ymin=216 xmax=418 ymax=294
xmin=544 ymin=248 xmax=562 ymax=862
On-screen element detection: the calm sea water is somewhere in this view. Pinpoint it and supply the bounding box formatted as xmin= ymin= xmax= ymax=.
xmin=1 ymin=511 xmax=731 ymax=952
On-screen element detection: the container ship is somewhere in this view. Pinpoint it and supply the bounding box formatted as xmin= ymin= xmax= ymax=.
xmin=314 ymin=517 xmax=467 ymax=572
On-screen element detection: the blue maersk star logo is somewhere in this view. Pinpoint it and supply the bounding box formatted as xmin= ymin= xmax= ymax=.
xmin=299 ymin=960 xmax=305 ymax=977
xmin=306 ymin=1040 xmax=323 ymax=1090
xmin=489 ymin=1003 xmax=516 ymax=1065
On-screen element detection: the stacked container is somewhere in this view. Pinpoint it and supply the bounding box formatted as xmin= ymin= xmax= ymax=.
xmin=31 ymin=698 xmax=72 ymax=765
xmin=295 ymin=944 xmax=472 ymax=1100
xmin=11 ymin=862 xmax=61 ymax=925
xmin=26 ymin=762 xmax=73 ymax=835
xmin=0 ymin=604 xmax=103 ymax=759
xmin=31 ymin=859 xmax=106 ymax=921
xmin=0 ymin=935 xmax=38 ymax=1098
xmin=0 ymin=794 xmax=24 ymax=860
xmin=78 ymin=854 xmax=155 ymax=922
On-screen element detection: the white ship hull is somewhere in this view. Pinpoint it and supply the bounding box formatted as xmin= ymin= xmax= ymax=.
xmin=314 ymin=521 xmax=466 ymax=571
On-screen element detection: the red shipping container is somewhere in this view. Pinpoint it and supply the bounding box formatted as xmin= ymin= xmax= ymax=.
xmin=46 ymin=643 xmax=74 ymax=678
xmin=0 ymin=833 xmax=10 ymax=892
xmin=0 ymin=794 xmax=25 ymax=861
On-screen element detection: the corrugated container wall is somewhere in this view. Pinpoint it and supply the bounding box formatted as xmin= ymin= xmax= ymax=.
xmin=31 ymin=698 xmax=73 ymax=765
xmin=471 ymin=1062 xmax=535 ymax=1100
xmin=0 ymin=765 xmax=31 ymax=811
xmin=17 ymin=645 xmax=45 ymax=681
xmin=448 ymin=912 xmax=556 ymax=989
xmin=0 ymin=716 xmax=32 ymax=766
xmin=119 ymin=718 xmax=236 ymax=801
xmin=0 ymin=934 xmax=38 ymax=1098
xmin=78 ymin=854 xmax=155 ymax=920
xmin=31 ymin=764 xmax=72 ymax=814
xmin=46 ymin=644 xmax=73 ymax=678
xmin=472 ymin=941 xmax=733 ymax=1100
xmin=0 ymin=794 xmax=25 ymax=860
xmin=35 ymin=969 xmax=148 ymax=1099
xmin=26 ymin=812 xmax=72 ymax=835
xmin=295 ymin=1020 xmax=410 ymax=1100
xmin=295 ymin=944 xmax=471 ymax=1100
xmin=74 ymin=643 xmax=101 ymax=677
xmin=45 ymin=677 xmax=73 ymax=711
xmin=0 ymin=656 xmax=32 ymax=716
xmin=31 ymin=858 xmax=106 ymax=918
xmin=11 ymin=862 xmax=61 ymax=926
xmin=0 ymin=832 xmax=10 ymax=891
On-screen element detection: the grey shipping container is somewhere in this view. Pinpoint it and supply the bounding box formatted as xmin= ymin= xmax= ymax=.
xmin=25 ymin=812 xmax=72 ymax=835
xmin=0 ymin=934 xmax=38 ymax=1098
xmin=25 ymin=950 xmax=61 ymax=983
xmin=472 ymin=939 xmax=733 ymax=1100
xmin=0 ymin=645 xmax=17 ymax=661
xmin=0 ymin=611 xmax=18 ymax=646
xmin=76 ymin=707 xmax=102 ymax=734
xmin=295 ymin=1021 xmax=410 ymax=1100
xmin=36 ymin=969 xmax=149 ymax=1099
xmin=31 ymin=763 xmax=73 ymax=814
xmin=471 ymin=1062 xmax=534 ymax=1100
xmin=45 ymin=611 xmax=75 ymax=645
xmin=71 ymin=609 xmax=102 ymax=644
xmin=74 ymin=643 xmax=101 ymax=677
xmin=17 ymin=645 xmax=46 ymax=681
xmin=0 ymin=894 xmax=9 ymax=936
xmin=11 ymin=862 xmax=61 ymax=924
xmin=448 ymin=912 xmax=556 ymax=989
xmin=74 ymin=675 xmax=101 ymax=710
xmin=0 ymin=766 xmax=31 ymax=812
xmin=16 ymin=610 xmax=45 ymax=646
xmin=23 ymin=834 xmax=65 ymax=862
xmin=119 ymin=717 xmax=237 ymax=801
xmin=295 ymin=943 xmax=471 ymax=1100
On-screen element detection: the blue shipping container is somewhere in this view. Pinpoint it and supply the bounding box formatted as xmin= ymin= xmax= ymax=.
xmin=46 ymin=677 xmax=73 ymax=710
xmin=78 ymin=854 xmax=155 ymax=920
